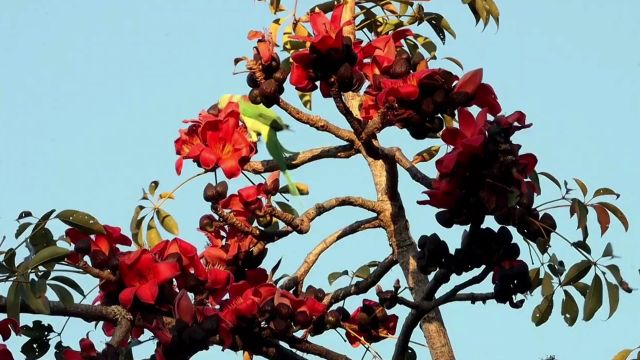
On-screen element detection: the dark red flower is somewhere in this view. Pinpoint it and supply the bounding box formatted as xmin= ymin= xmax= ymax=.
xmin=118 ymin=249 xmax=180 ymax=308
xmin=357 ymin=29 xmax=413 ymax=82
xmin=345 ymin=299 xmax=398 ymax=347
xmin=452 ymin=68 xmax=501 ymax=116
xmin=0 ymin=344 xmax=13 ymax=360
xmin=61 ymin=337 xmax=97 ymax=360
xmin=0 ymin=318 xmax=19 ymax=342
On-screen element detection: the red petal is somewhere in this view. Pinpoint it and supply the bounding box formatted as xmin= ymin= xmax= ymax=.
xmin=174 ymin=290 xmax=195 ymax=326
xmin=175 ymin=157 xmax=184 ymax=175
xmin=152 ymin=262 xmax=180 ymax=284
xmin=118 ymin=287 xmax=137 ymax=309
xmin=136 ymin=281 xmax=159 ymax=304
xmin=454 ymin=68 xmax=483 ymax=95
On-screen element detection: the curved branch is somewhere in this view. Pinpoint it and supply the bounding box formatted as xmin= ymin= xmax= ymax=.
xmin=281 ymin=217 xmax=382 ymax=291
xmin=384 ymin=147 xmax=433 ymax=189
xmin=243 ymin=144 xmax=356 ymax=174
xmin=274 ymin=196 xmax=381 ymax=236
xmin=325 ymin=255 xmax=398 ymax=306
xmin=278 ymin=98 xmax=358 ymax=144
xmin=330 ymin=87 xmax=363 ymax=135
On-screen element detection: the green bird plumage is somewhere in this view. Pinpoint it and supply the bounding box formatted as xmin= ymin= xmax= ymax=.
xmin=219 ymin=94 xmax=299 ymax=196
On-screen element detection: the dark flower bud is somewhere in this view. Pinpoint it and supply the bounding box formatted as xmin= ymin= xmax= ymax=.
xmin=276 ymin=303 xmax=293 ymax=319
xmin=248 ymin=88 xmax=263 ymax=105
xmin=73 ymin=238 xmax=92 ymax=256
xmin=246 ymin=72 xmax=260 ymax=89
xmin=293 ymin=311 xmax=312 ymax=329
xmin=324 ymin=310 xmax=342 ymax=329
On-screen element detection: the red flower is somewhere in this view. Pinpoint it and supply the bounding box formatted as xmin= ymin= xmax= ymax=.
xmin=0 ymin=344 xmax=13 ymax=360
xmin=289 ymin=5 xmax=361 ymax=96
xmin=247 ymin=30 xmax=277 ymax=65
xmin=219 ymin=183 xmax=268 ymax=223
xmin=452 ymin=68 xmax=501 ymax=116
xmin=152 ymin=238 xmax=207 ymax=281
xmin=0 ymin=318 xmax=19 ymax=342
xmin=66 ymin=225 xmax=131 ymax=268
xmin=345 ymin=300 xmax=398 ymax=347
xmin=61 ymin=337 xmax=97 ymax=360
xmin=357 ymin=29 xmax=413 ymax=82
xmin=437 ymin=108 xmax=488 ymax=173
xmin=175 ymin=102 xmax=256 ymax=178
xmin=118 ymin=249 xmax=180 ymax=308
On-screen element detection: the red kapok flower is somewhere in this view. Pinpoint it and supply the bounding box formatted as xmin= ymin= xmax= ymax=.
xmin=66 ymin=225 xmax=131 ymax=268
xmin=345 ymin=299 xmax=398 ymax=347
xmin=0 ymin=343 xmax=13 ymax=360
xmin=174 ymin=102 xmax=256 ymax=178
xmin=452 ymin=68 xmax=501 ymax=116
xmin=0 ymin=318 xmax=19 ymax=342
xmin=61 ymin=337 xmax=97 ymax=360
xmin=118 ymin=249 xmax=180 ymax=308
xmin=152 ymin=238 xmax=207 ymax=281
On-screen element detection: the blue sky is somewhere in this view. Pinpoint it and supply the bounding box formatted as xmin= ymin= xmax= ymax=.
xmin=1 ymin=1 xmax=639 ymax=359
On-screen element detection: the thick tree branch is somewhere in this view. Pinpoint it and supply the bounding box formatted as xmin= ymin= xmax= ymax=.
xmin=281 ymin=217 xmax=382 ymax=291
xmin=450 ymin=292 xmax=495 ymax=303
xmin=243 ymin=144 xmax=356 ymax=174
xmin=392 ymin=267 xmax=493 ymax=360
xmin=325 ymin=255 xmax=398 ymax=306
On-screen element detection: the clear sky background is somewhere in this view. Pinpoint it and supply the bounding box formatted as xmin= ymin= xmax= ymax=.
xmin=1 ymin=1 xmax=639 ymax=359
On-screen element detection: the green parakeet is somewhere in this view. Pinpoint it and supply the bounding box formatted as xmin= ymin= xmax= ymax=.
xmin=218 ymin=94 xmax=299 ymax=196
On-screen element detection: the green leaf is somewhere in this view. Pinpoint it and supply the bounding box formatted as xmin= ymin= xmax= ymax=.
xmin=298 ymin=91 xmax=312 ymax=110
xmin=573 ymin=178 xmax=588 ymax=198
xmin=573 ymin=282 xmax=590 ymax=298
xmin=561 ymin=260 xmax=592 ymax=286
xmin=541 ymin=272 xmax=554 ymax=296
xmin=569 ymin=198 xmax=589 ymax=230
xmin=606 ymin=279 xmax=620 ymax=320
xmin=55 ymin=210 xmax=105 ymax=235
xmin=412 ymin=145 xmax=441 ymax=164
xmin=148 ymin=180 xmax=159 ymax=197
xmin=597 ymin=202 xmax=629 ymax=232
xmin=30 ymin=246 xmax=70 ymax=269
xmin=132 ymin=214 xmax=147 ymax=249
xmin=21 ymin=337 xmax=51 ymax=360
xmin=48 ymin=283 xmax=74 ymax=306
xmin=49 ymin=276 xmax=85 ymax=296
xmin=3 ymin=248 xmax=17 ymax=271
xmin=411 ymin=34 xmax=437 ymax=56
xmin=328 ymin=270 xmax=349 ymax=286
xmin=583 ymin=274 xmax=603 ymax=321
xmin=7 ymin=281 xmax=21 ymax=322
xmin=275 ymin=201 xmax=299 ymax=217
xmin=156 ymin=208 xmax=179 ymax=236
xmin=20 ymin=282 xmax=49 ymax=314
xmin=538 ymin=172 xmax=561 ymax=190
xmin=605 ymin=264 xmax=624 ymax=285
xmin=442 ymin=56 xmax=463 ymax=70
xmin=561 ymin=290 xmax=579 ymax=326
xmin=612 ymin=349 xmax=633 ymax=360
xmin=17 ymin=210 xmax=33 ymax=220
xmin=529 ymin=267 xmax=541 ymax=292
xmin=593 ymin=187 xmax=620 ymax=199
xmin=354 ymin=265 xmax=371 ymax=280
xmin=129 ymin=205 xmax=145 ymax=235
xmin=531 ymin=295 xmax=553 ymax=326
xmin=146 ymin=217 xmax=162 ymax=248
xmin=15 ymin=222 xmax=33 ymax=239
xmin=601 ymin=242 xmax=614 ymax=258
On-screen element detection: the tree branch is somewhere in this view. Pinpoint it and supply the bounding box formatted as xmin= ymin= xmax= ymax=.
xmin=384 ymin=147 xmax=433 ymax=189
xmin=273 ymin=196 xmax=380 ymax=236
xmin=392 ymin=267 xmax=493 ymax=360
xmin=330 ymin=87 xmax=363 ymax=135
xmin=280 ymin=217 xmax=382 ymax=291
xmin=285 ymin=336 xmax=351 ymax=360
xmin=278 ymin=98 xmax=358 ymax=144
xmin=325 ymin=255 xmax=398 ymax=306
xmin=243 ymin=144 xmax=356 ymax=174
